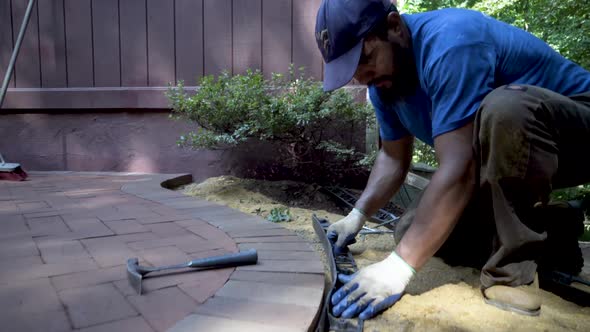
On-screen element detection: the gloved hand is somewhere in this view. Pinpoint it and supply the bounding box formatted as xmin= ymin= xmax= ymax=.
xmin=331 ymin=251 xmax=416 ymax=320
xmin=327 ymin=208 xmax=367 ymax=255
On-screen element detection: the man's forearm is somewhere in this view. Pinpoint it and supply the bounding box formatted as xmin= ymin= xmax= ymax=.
xmin=396 ymin=160 xmax=475 ymax=269
xmin=355 ymin=148 xmax=410 ymax=218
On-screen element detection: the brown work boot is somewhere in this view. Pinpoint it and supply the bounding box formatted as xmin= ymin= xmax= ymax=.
xmin=482 ymin=274 xmax=541 ymax=316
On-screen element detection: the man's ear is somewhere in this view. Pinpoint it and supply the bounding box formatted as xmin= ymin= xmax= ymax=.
xmin=387 ymin=12 xmax=409 ymax=48
xmin=363 ymin=35 xmax=379 ymax=54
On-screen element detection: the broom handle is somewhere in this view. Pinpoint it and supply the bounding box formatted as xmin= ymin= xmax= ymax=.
xmin=0 ymin=0 xmax=37 ymax=109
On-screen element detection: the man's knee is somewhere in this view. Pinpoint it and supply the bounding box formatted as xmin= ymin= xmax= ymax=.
xmin=479 ymin=84 xmax=566 ymax=127
xmin=476 ymin=85 xmax=540 ymax=181
xmin=476 ymin=85 xmax=559 ymax=182
xmin=479 ymin=85 xmax=538 ymax=127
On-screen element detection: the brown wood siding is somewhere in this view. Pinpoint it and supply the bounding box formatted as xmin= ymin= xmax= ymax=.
xmin=233 ymin=0 xmax=262 ymax=75
xmin=293 ymin=0 xmax=322 ymax=80
xmin=64 ymin=0 xmax=94 ymax=87
xmin=2 ymin=0 xmax=324 ymax=109
xmin=175 ymin=0 xmax=203 ymax=85
xmin=203 ymin=0 xmax=232 ymax=77
xmin=11 ymin=0 xmax=41 ymax=88
xmin=119 ymin=0 xmax=148 ymax=87
xmin=92 ymin=0 xmax=121 ymax=87
xmin=0 ymin=0 xmax=14 ymax=88
xmin=262 ymin=0 xmax=292 ymax=78
xmin=38 ymin=0 xmax=67 ymax=88
xmin=147 ymin=0 xmax=175 ymax=86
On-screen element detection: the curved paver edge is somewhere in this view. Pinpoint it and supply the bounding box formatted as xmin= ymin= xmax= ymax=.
xmin=118 ymin=172 xmax=326 ymax=332
xmin=29 ymin=171 xmax=326 ymax=331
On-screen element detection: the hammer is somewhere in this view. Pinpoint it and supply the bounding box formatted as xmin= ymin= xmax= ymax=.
xmin=126 ymin=249 xmax=258 ymax=295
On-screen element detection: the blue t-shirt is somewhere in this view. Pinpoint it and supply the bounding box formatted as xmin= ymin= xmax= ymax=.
xmin=371 ymin=8 xmax=590 ymax=146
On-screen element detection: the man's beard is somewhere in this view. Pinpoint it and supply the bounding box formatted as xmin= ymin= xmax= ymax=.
xmin=375 ymin=43 xmax=419 ymax=103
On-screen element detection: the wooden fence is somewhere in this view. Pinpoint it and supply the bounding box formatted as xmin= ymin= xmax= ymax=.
xmin=0 ymin=0 xmax=323 ymax=109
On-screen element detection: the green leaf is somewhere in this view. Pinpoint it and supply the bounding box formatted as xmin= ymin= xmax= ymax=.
xmin=267 ymin=207 xmax=292 ymax=223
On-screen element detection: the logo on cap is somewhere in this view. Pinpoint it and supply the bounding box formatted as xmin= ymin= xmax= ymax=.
xmin=316 ymin=29 xmax=331 ymax=58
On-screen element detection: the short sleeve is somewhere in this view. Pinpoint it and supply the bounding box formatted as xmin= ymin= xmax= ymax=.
xmin=368 ymin=86 xmax=411 ymax=141
xmin=426 ymin=44 xmax=496 ymax=138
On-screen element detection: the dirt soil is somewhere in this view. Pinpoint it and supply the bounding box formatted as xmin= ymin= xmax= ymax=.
xmin=179 ymin=176 xmax=590 ymax=332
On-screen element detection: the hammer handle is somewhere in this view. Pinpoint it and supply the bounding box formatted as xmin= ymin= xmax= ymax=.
xmin=187 ymin=248 xmax=258 ymax=268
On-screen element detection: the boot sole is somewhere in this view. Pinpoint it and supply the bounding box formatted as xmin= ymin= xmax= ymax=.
xmin=481 ymin=288 xmax=541 ymax=317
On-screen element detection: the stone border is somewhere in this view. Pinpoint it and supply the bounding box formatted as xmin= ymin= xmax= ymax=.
xmin=117 ymin=173 xmax=326 ymax=332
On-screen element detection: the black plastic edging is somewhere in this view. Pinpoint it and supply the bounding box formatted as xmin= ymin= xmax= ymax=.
xmin=313 ymin=215 xmax=364 ymax=332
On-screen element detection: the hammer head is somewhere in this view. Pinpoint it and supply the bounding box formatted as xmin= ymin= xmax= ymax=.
xmin=126 ymin=258 xmax=143 ymax=295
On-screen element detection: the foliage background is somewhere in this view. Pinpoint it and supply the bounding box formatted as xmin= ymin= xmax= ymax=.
xmin=400 ymin=0 xmax=589 ymax=70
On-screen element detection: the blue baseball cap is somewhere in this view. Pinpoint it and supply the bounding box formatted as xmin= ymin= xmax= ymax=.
xmin=315 ymin=0 xmax=392 ymax=91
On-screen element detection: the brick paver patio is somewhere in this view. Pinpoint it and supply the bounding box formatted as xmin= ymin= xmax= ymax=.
xmin=0 ymin=172 xmax=324 ymax=332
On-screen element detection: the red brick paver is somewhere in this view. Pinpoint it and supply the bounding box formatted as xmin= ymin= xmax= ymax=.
xmin=59 ymin=283 xmax=138 ymax=328
xmin=77 ymin=317 xmax=155 ymax=332
xmin=0 ymin=172 xmax=325 ymax=332
xmin=127 ymin=287 xmax=197 ymax=332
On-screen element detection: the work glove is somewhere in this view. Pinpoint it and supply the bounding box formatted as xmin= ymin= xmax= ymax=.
xmin=327 ymin=208 xmax=367 ymax=255
xmin=331 ymin=251 xmax=416 ymax=320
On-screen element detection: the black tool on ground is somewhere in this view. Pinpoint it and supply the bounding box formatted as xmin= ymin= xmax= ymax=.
xmin=531 ymin=200 xmax=586 ymax=275
xmin=126 ymin=249 xmax=258 ymax=295
xmin=322 ymin=186 xmax=400 ymax=227
xmin=313 ymin=214 xmax=363 ymax=332
xmin=539 ymin=270 xmax=590 ymax=307
xmin=524 ymin=200 xmax=590 ymax=306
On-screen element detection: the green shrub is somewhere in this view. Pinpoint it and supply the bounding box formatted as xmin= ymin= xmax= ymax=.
xmin=412 ymin=140 xmax=438 ymax=168
xmin=551 ymin=184 xmax=590 ymax=221
xmin=267 ymin=207 xmax=292 ymax=223
xmin=167 ymin=66 xmax=374 ymax=182
xmin=580 ymin=223 xmax=590 ymax=242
